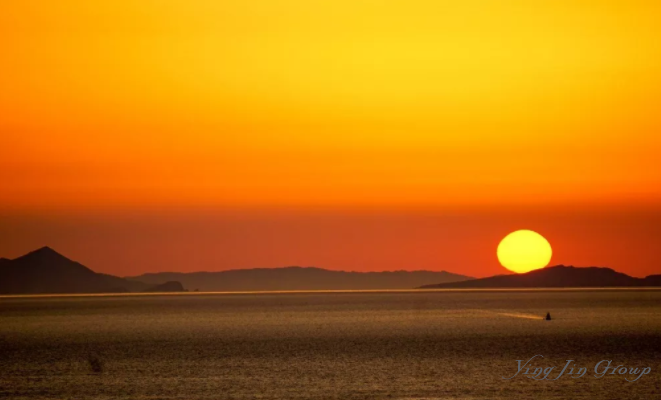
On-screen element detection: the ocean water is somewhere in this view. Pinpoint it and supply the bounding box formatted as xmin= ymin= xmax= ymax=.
xmin=1 ymin=290 xmax=660 ymax=399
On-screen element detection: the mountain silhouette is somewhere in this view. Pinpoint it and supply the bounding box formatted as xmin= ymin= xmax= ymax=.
xmin=145 ymin=281 xmax=185 ymax=292
xmin=128 ymin=267 xmax=472 ymax=291
xmin=97 ymin=272 xmax=152 ymax=292
xmin=418 ymin=265 xmax=661 ymax=289
xmin=0 ymin=247 xmax=184 ymax=294
xmin=642 ymin=274 xmax=661 ymax=286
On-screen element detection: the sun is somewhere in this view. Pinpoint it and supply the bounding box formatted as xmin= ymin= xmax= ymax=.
xmin=497 ymin=230 xmax=552 ymax=274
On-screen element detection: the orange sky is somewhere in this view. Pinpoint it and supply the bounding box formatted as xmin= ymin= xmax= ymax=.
xmin=1 ymin=1 xmax=660 ymax=277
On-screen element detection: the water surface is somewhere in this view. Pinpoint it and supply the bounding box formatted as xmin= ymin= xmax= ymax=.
xmin=2 ymin=290 xmax=660 ymax=399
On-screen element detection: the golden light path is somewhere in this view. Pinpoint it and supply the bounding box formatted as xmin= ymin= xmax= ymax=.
xmin=485 ymin=311 xmax=546 ymax=320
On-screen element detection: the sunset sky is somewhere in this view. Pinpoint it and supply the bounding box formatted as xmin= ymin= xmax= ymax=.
xmin=1 ymin=1 xmax=660 ymax=278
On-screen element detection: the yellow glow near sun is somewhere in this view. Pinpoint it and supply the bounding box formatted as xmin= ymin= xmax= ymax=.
xmin=497 ymin=230 xmax=552 ymax=274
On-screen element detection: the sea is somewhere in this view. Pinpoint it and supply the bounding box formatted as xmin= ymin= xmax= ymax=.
xmin=1 ymin=290 xmax=660 ymax=399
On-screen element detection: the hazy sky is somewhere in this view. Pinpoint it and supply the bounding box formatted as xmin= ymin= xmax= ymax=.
xmin=1 ymin=1 xmax=660 ymax=277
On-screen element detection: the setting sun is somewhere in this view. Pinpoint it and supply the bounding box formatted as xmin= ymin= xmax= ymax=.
xmin=497 ymin=230 xmax=552 ymax=274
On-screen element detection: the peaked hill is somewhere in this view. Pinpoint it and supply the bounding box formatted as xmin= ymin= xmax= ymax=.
xmin=0 ymin=247 xmax=183 ymax=294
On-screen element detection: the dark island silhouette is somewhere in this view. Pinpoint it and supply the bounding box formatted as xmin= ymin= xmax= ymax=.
xmin=418 ymin=265 xmax=661 ymax=289
xmin=127 ymin=267 xmax=472 ymax=292
xmin=0 ymin=247 xmax=184 ymax=295
xmin=145 ymin=281 xmax=185 ymax=292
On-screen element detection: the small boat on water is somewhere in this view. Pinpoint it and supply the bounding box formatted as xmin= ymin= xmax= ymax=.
xmin=545 ymin=312 xmax=552 ymax=321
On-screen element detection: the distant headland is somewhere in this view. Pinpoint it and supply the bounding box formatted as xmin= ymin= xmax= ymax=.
xmin=419 ymin=265 xmax=661 ymax=289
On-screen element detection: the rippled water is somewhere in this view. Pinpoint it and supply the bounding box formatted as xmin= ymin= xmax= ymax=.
xmin=1 ymin=290 xmax=660 ymax=399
